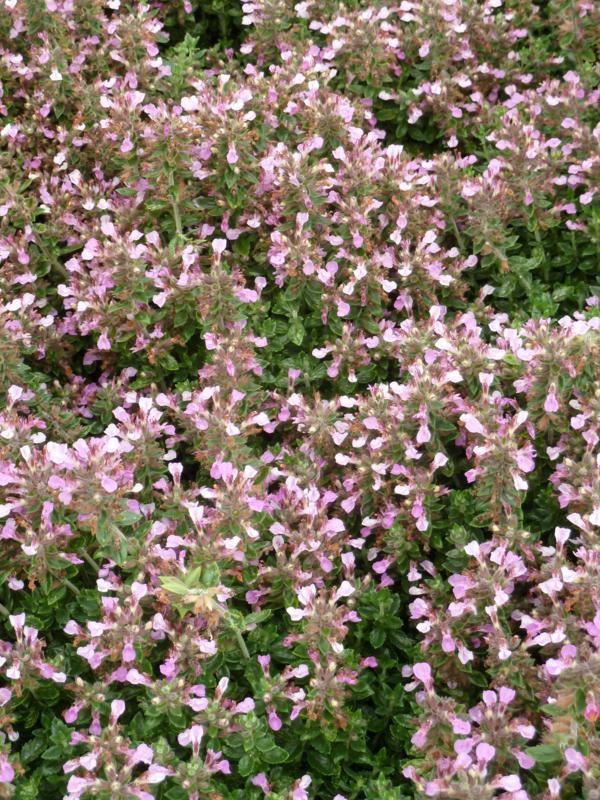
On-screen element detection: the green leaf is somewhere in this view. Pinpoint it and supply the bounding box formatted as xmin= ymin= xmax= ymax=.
xmin=34 ymin=684 xmax=60 ymax=704
xmin=118 ymin=510 xmax=142 ymax=526
xmin=310 ymin=735 xmax=331 ymax=755
xmin=260 ymin=744 xmax=290 ymax=764
xmin=159 ymin=576 xmax=190 ymax=596
xmin=288 ymin=319 xmax=305 ymax=346
xmin=20 ymin=737 xmax=47 ymax=764
xmin=164 ymin=788 xmax=189 ymax=800
xmin=160 ymin=353 xmax=181 ymax=371
xmin=307 ymin=749 xmax=337 ymax=775
xmin=369 ymin=628 xmax=386 ymax=649
xmin=238 ymin=755 xmax=254 ymax=776
xmin=526 ymin=744 xmax=562 ymax=763
xmin=41 ymin=745 xmax=66 ymax=760
xmin=202 ymin=563 xmax=221 ymax=586
xmin=244 ymin=609 xmax=272 ymax=627
xmin=185 ymin=566 xmax=204 ymax=587
xmin=234 ymin=236 xmax=251 ymax=257
xmin=96 ymin=513 xmax=113 ymax=546
xmin=13 ymin=771 xmax=42 ymax=800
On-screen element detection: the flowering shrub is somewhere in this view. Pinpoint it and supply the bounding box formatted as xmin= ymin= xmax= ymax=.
xmin=0 ymin=0 xmax=599 ymax=798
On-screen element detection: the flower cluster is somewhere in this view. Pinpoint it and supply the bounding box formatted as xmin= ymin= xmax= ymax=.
xmin=0 ymin=0 xmax=599 ymax=797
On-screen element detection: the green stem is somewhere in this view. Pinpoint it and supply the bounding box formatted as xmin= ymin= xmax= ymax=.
xmin=168 ymin=171 xmax=183 ymax=238
xmin=233 ymin=626 xmax=250 ymax=659
xmin=0 ymin=601 xmax=9 ymax=617
xmin=50 ymin=571 xmax=80 ymax=595
xmin=218 ymin=12 xmax=229 ymax=46
xmin=450 ymin=215 xmax=465 ymax=252
xmin=81 ymin=548 xmax=100 ymax=573
xmin=63 ymin=577 xmax=80 ymax=595
xmin=532 ymin=218 xmax=548 ymax=283
xmin=36 ymin=237 xmax=69 ymax=280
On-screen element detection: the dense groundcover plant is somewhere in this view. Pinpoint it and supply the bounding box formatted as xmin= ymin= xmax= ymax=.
xmin=0 ymin=0 xmax=599 ymax=797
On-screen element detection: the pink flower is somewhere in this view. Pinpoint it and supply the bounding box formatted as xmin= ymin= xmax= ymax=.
xmin=0 ymin=754 xmax=14 ymax=783
xmin=145 ymin=764 xmax=171 ymax=783
xmin=110 ymin=699 xmax=126 ymax=723
xmin=101 ymin=475 xmax=118 ymax=493
xmin=544 ymin=387 xmax=559 ymax=413
xmin=475 ymin=742 xmax=496 ymax=766
xmin=412 ymin=662 xmax=433 ymax=690
xmin=178 ymin=724 xmax=204 ymax=757
xmin=64 ymin=703 xmax=83 ymax=723
xmin=460 ymin=413 xmax=486 ymax=435
xmin=492 ymin=775 xmax=522 ymax=792
xmin=292 ymin=775 xmax=311 ymax=800
xmin=234 ymin=697 xmax=255 ymax=714
xmin=336 ymin=300 xmax=350 ymax=317
xmin=564 ymin=748 xmax=588 ymax=773
xmin=227 ymin=144 xmax=239 ymax=165
xmin=120 ymin=135 xmax=134 ymax=153
xmin=252 ymin=773 xmax=270 ymax=794
xmin=181 ymin=96 xmax=199 ymax=112
xmin=97 ymin=332 xmax=111 ymax=351
xmin=268 ymin=710 xmax=282 ymax=731
xmin=333 ymin=581 xmax=354 ymax=602
xmin=212 ymin=238 xmax=227 ymax=256
xmin=67 ymin=776 xmax=94 ymax=796
xmin=498 ymin=687 xmax=516 ymax=705
xmin=130 ymin=743 xmax=153 ymax=766
xmin=360 ymin=657 xmax=378 ymax=668
xmin=513 ymin=749 xmax=535 ymax=769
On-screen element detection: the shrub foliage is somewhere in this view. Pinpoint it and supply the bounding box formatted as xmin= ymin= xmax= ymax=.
xmin=0 ymin=0 xmax=599 ymax=798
